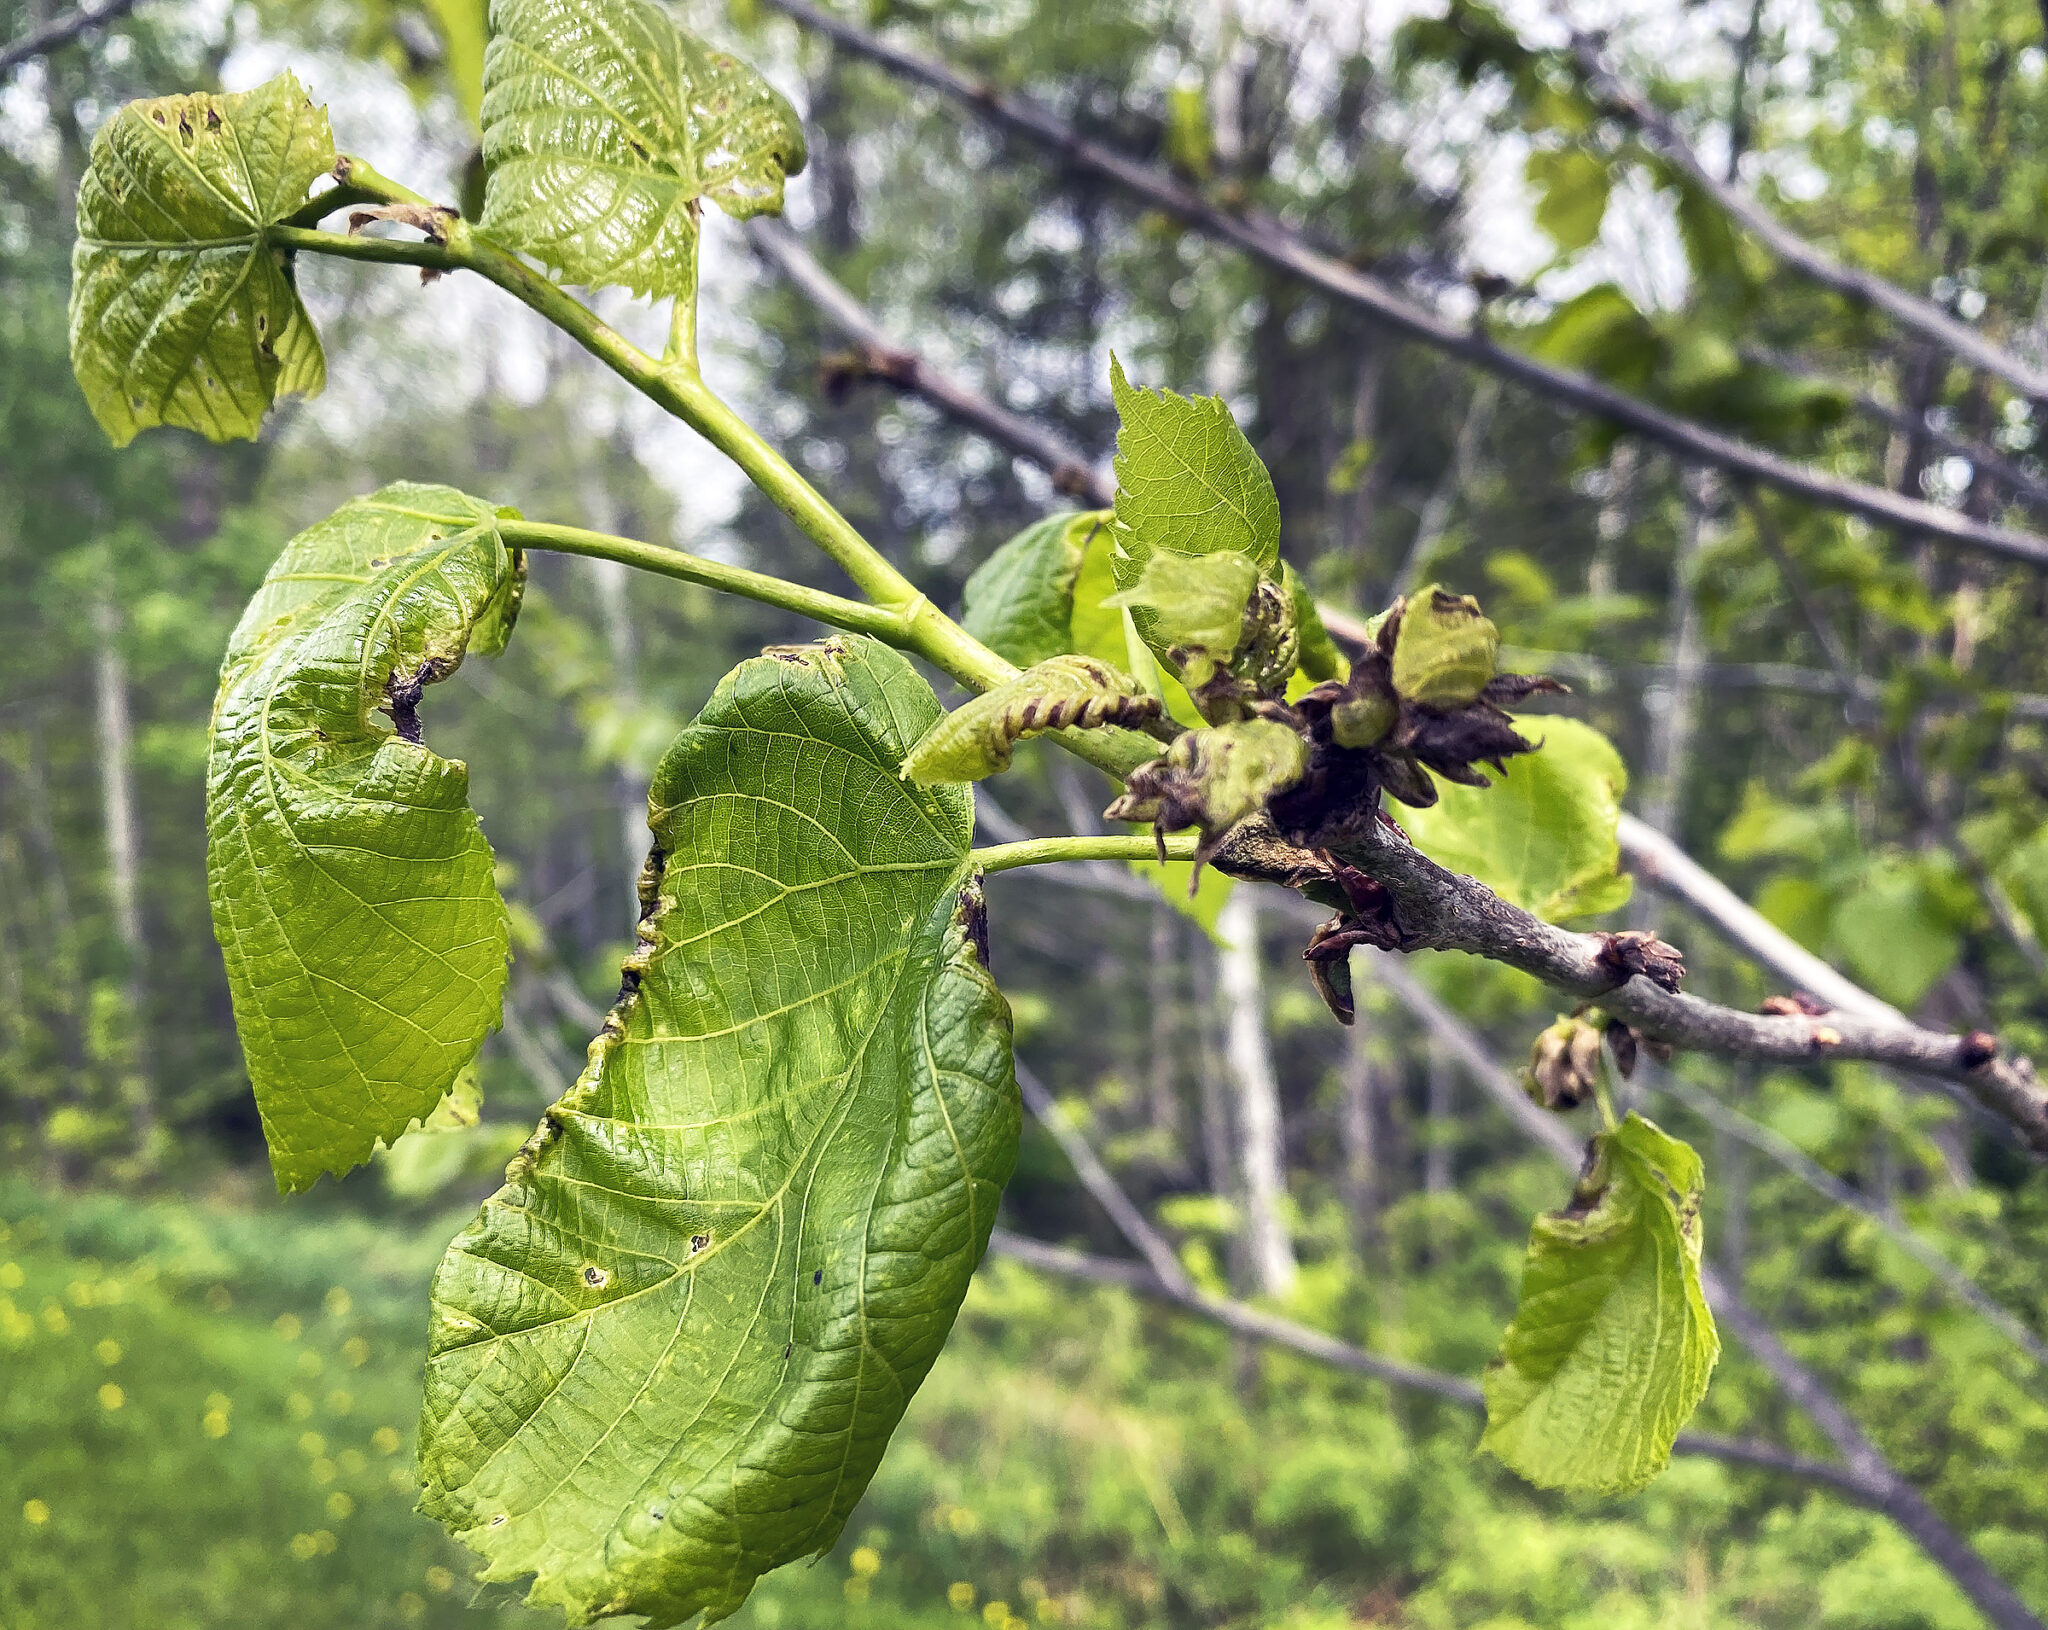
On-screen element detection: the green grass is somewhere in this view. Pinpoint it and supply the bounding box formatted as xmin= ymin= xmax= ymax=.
xmin=0 ymin=1181 xmax=2011 ymax=1630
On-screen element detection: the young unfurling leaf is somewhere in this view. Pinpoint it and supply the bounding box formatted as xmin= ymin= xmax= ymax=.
xmin=419 ymin=636 xmax=1014 ymax=1626
xmin=1106 ymin=718 xmax=1309 ymax=871
xmin=1390 ymin=583 xmax=1499 ymax=706
xmin=70 ymin=72 xmax=334 ymax=447
xmin=207 ymin=484 xmax=523 ymax=1192
xmin=1481 ymin=1113 xmax=1719 ymax=1494
xmin=479 ymin=0 xmax=807 ymax=297
xmin=901 ymin=655 xmax=1162 ymax=784
xmin=1103 ymin=550 xmax=1260 ymax=684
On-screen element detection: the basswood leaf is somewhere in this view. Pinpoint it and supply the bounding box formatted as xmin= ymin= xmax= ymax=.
xmin=1396 ymin=716 xmax=1632 ymax=922
xmin=902 ymin=655 xmax=1160 ymax=784
xmin=479 ymin=0 xmax=807 ymax=297
xmin=960 ymin=510 xmax=1105 ymax=668
xmin=1482 ymin=1113 xmax=1719 ymax=1495
xmin=69 ymin=72 xmax=333 ymax=448
xmin=1391 ymin=584 xmax=1498 ymax=705
xmin=1107 ymin=719 xmax=1309 ymax=870
xmin=207 ymin=483 xmax=524 ymax=1193
xmin=1104 ymin=549 xmax=1260 ymax=681
xmin=419 ymin=636 xmax=1016 ymax=1627
xmin=1286 ymin=563 xmax=1348 ymax=684
xmin=1108 ymin=356 xmax=1281 ymax=665
xmin=1527 ymin=146 xmax=1612 ymax=255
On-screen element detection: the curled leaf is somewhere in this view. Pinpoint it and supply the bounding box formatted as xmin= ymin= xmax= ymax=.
xmin=1390 ymin=583 xmax=1499 ymax=705
xmin=1524 ymin=1015 xmax=1605 ymax=1111
xmin=1482 ymin=1114 xmax=1719 ymax=1495
xmin=70 ymin=72 xmax=334 ymax=447
xmin=207 ymin=484 xmax=524 ymax=1192
xmin=901 ymin=655 xmax=1162 ymax=784
xmin=1104 ymin=550 xmax=1258 ymax=681
xmin=1105 ymin=718 xmax=1309 ymax=871
xmin=479 ymin=0 xmax=807 ymax=297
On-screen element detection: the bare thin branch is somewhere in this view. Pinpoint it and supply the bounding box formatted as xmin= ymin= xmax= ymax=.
xmin=1568 ymin=26 xmax=2048 ymax=404
xmin=762 ymin=0 xmax=2048 ymax=568
xmin=0 ymin=0 xmax=140 ymax=73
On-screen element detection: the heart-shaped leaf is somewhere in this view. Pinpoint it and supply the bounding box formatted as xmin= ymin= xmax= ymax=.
xmin=479 ymin=0 xmax=807 ymax=297
xmin=419 ymin=635 xmax=1016 ymax=1627
xmin=1481 ymin=1112 xmax=1719 ymax=1494
xmin=69 ymin=72 xmax=334 ymax=447
xmin=207 ymin=483 xmax=523 ymax=1193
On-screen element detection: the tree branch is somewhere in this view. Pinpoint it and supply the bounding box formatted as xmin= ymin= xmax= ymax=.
xmin=1568 ymin=26 xmax=2048 ymax=404
xmin=761 ymin=0 xmax=2048 ymax=568
xmin=739 ymin=200 xmax=2048 ymax=1158
xmin=1362 ymin=953 xmax=2048 ymax=1630
xmin=1339 ymin=818 xmax=2048 ymax=1158
xmin=0 ymin=0 xmax=138 ymax=74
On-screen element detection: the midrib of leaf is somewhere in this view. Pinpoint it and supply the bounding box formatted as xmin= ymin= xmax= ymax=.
xmin=1125 ymin=415 xmax=1267 ymax=545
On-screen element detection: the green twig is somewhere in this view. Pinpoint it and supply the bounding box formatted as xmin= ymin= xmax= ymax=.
xmin=972 ymin=834 xmax=1199 ymax=873
xmin=497 ymin=521 xmax=911 ymax=645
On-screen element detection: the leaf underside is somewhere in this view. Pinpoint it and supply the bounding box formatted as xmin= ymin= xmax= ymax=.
xmin=70 ymin=72 xmax=333 ymax=447
xmin=419 ymin=635 xmax=1017 ymax=1628
xmin=1481 ymin=1113 xmax=1719 ymax=1495
xmin=1396 ymin=715 xmax=1633 ymax=922
xmin=959 ymin=509 xmax=1103 ymax=669
xmin=479 ymin=0 xmax=807 ymax=297
xmin=206 ymin=482 xmax=522 ymax=1193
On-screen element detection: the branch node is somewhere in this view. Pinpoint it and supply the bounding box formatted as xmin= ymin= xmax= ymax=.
xmin=1592 ymin=929 xmax=1687 ymax=992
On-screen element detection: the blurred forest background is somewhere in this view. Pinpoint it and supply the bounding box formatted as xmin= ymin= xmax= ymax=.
xmin=7 ymin=0 xmax=2048 ymax=1624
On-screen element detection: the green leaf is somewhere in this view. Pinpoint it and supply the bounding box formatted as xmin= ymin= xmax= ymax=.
xmin=1286 ymin=564 xmax=1348 ymax=683
xmin=479 ymin=0 xmax=807 ymax=297
xmin=1482 ymin=1113 xmax=1719 ymax=1494
xmin=207 ymin=483 xmax=524 ymax=1193
xmin=1395 ymin=716 xmax=1631 ymax=922
xmin=1104 ymin=549 xmax=1260 ymax=680
xmin=69 ymin=72 xmax=334 ymax=448
xmin=959 ymin=510 xmax=1105 ymax=668
xmin=1107 ymin=718 xmax=1309 ymax=869
xmin=902 ymin=655 xmax=1160 ymax=784
xmin=1390 ymin=584 xmax=1498 ymax=705
xmin=1831 ymin=862 xmax=1962 ymax=1009
xmin=418 ymin=636 xmax=1015 ymax=1627
xmin=1108 ymin=356 xmax=1281 ymax=663
xmin=1527 ymin=146 xmax=1611 ymax=254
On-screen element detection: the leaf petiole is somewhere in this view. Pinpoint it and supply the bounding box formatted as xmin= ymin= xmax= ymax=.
xmin=971 ymin=834 xmax=1200 ymax=873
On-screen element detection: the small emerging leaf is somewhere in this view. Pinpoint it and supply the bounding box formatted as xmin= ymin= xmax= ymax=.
xmin=1104 ymin=550 xmax=1259 ymax=680
xmin=1107 ymin=718 xmax=1309 ymax=871
xmin=1482 ymin=1113 xmax=1719 ymax=1495
xmin=902 ymin=655 xmax=1161 ymax=784
xmin=207 ymin=483 xmax=523 ymax=1192
xmin=1391 ymin=584 xmax=1499 ymax=705
xmin=1286 ymin=564 xmax=1348 ymax=683
xmin=70 ymin=72 xmax=334 ymax=447
xmin=419 ymin=636 xmax=1014 ymax=1626
xmin=479 ymin=0 xmax=807 ymax=297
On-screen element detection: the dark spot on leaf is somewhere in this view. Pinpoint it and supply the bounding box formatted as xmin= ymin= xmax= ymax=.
xmin=689 ymin=1234 xmax=710 ymax=1254
xmin=583 ymin=1264 xmax=609 ymax=1288
xmin=812 ymin=1269 xmax=822 ymax=1286
xmin=783 ymin=1343 xmax=792 ymax=1358
xmin=489 ymin=1513 xmax=508 ymax=1528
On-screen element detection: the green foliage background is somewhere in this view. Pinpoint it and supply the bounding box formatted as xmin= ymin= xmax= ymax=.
xmin=6 ymin=0 xmax=2048 ymax=1622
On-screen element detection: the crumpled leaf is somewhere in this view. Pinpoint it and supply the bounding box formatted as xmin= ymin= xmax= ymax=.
xmin=207 ymin=483 xmax=524 ymax=1193
xmin=69 ymin=72 xmax=333 ymax=447
xmin=1524 ymin=1015 xmax=1605 ymax=1110
xmin=1106 ymin=718 xmax=1309 ymax=870
xmin=1104 ymin=550 xmax=1259 ymax=675
xmin=1395 ymin=716 xmax=1631 ymax=921
xmin=1390 ymin=583 xmax=1499 ymax=705
xmin=1482 ymin=1113 xmax=1719 ymax=1495
xmin=419 ymin=635 xmax=1016 ymax=1627
xmin=1108 ymin=356 xmax=1281 ymax=668
xmin=960 ymin=510 xmax=1105 ymax=668
xmin=479 ymin=0 xmax=807 ymax=297
xmin=902 ymin=655 xmax=1161 ymax=784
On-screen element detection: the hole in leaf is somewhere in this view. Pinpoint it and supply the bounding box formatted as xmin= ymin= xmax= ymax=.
xmin=689 ymin=1234 xmax=710 ymax=1255
xmin=582 ymin=1264 xmax=609 ymax=1288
